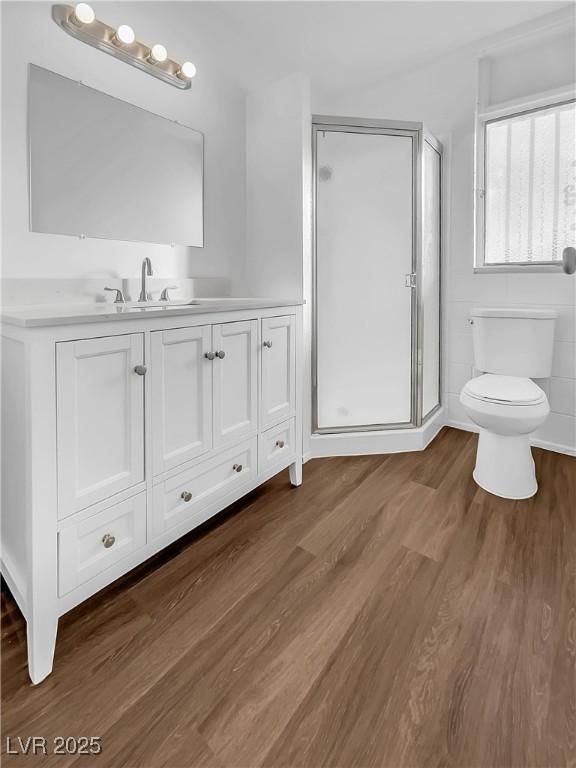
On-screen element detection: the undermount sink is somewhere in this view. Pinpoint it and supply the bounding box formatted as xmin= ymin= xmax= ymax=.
xmin=122 ymin=299 xmax=202 ymax=309
xmin=121 ymin=298 xmax=253 ymax=310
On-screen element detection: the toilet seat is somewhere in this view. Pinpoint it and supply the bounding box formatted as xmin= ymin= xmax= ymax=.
xmin=462 ymin=374 xmax=546 ymax=407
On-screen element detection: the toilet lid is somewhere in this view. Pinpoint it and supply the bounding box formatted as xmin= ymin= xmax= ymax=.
xmin=463 ymin=374 xmax=546 ymax=405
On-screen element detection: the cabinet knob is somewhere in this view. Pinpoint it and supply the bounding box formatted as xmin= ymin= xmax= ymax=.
xmin=233 ymin=463 xmax=243 ymax=473
xmin=102 ymin=533 xmax=115 ymax=549
xmin=275 ymin=439 xmax=285 ymax=448
xmin=263 ymin=340 xmax=273 ymax=348
xmin=134 ymin=365 xmax=147 ymax=376
xmin=180 ymin=490 xmax=193 ymax=502
xmin=215 ymin=350 xmax=226 ymax=359
xmin=204 ymin=351 xmax=215 ymax=360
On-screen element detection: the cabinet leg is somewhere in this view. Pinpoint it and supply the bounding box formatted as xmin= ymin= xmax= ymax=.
xmin=27 ymin=614 xmax=58 ymax=684
xmin=289 ymin=460 xmax=303 ymax=487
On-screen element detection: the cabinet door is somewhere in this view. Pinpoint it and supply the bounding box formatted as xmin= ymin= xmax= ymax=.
xmin=151 ymin=325 xmax=212 ymax=475
xmin=213 ymin=320 xmax=258 ymax=448
xmin=261 ymin=315 xmax=296 ymax=428
xmin=57 ymin=334 xmax=145 ymax=518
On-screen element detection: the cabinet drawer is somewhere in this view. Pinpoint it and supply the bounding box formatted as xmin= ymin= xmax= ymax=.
xmin=152 ymin=438 xmax=257 ymax=537
xmin=258 ymin=418 xmax=296 ymax=475
xmin=58 ymin=493 xmax=146 ymax=596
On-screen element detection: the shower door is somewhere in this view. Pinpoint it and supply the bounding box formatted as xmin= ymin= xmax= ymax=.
xmin=313 ymin=123 xmax=417 ymax=432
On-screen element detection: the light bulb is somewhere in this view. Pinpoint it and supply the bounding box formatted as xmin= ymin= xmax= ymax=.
xmin=72 ymin=3 xmax=95 ymax=25
xmin=148 ymin=44 xmax=167 ymax=64
xmin=177 ymin=61 xmax=197 ymax=80
xmin=114 ymin=24 xmax=135 ymax=45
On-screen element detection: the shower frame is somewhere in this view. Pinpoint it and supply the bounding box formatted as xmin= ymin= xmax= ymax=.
xmin=311 ymin=115 xmax=442 ymax=435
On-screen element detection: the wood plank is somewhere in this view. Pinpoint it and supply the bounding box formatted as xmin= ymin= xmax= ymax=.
xmin=409 ymin=426 xmax=474 ymax=489
xmin=198 ymin=481 xmax=434 ymax=766
xmin=67 ymin=549 xmax=315 ymax=768
xmin=261 ymin=545 xmax=441 ymax=768
xmin=402 ymin=431 xmax=479 ymax=562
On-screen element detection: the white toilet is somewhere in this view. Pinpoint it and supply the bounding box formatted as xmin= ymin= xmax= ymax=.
xmin=460 ymin=307 xmax=557 ymax=499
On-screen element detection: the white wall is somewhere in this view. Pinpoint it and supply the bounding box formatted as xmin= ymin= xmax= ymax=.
xmin=243 ymin=72 xmax=310 ymax=299
xmin=1 ymin=1 xmax=246 ymax=290
xmin=315 ymin=11 xmax=576 ymax=454
xmin=243 ymin=72 xmax=312 ymax=456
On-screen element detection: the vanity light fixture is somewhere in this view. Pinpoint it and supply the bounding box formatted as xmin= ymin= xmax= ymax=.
xmin=71 ymin=2 xmax=95 ymax=26
xmin=177 ymin=61 xmax=197 ymax=81
xmin=113 ymin=24 xmax=135 ymax=46
xmin=52 ymin=4 xmax=196 ymax=89
xmin=147 ymin=43 xmax=168 ymax=64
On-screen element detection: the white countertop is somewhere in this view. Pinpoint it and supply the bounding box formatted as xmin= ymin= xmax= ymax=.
xmin=1 ymin=298 xmax=304 ymax=328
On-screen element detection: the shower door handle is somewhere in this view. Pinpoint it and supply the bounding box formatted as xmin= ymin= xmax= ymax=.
xmin=404 ymin=273 xmax=417 ymax=288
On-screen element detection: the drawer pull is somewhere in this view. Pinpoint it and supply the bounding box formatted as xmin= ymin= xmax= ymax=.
xmin=204 ymin=351 xmax=215 ymax=360
xmin=180 ymin=490 xmax=193 ymax=502
xmin=102 ymin=533 xmax=116 ymax=549
xmin=215 ymin=350 xmax=226 ymax=359
xmin=233 ymin=463 xmax=243 ymax=473
xmin=275 ymin=439 xmax=285 ymax=448
xmin=263 ymin=340 xmax=273 ymax=348
xmin=134 ymin=365 xmax=147 ymax=376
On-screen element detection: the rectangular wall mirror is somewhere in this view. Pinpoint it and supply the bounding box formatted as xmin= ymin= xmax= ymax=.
xmin=28 ymin=64 xmax=204 ymax=247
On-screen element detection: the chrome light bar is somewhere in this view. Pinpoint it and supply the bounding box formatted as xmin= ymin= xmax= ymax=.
xmin=52 ymin=4 xmax=196 ymax=90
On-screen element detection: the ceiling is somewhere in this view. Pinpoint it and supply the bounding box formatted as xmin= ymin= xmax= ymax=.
xmin=161 ymin=1 xmax=570 ymax=95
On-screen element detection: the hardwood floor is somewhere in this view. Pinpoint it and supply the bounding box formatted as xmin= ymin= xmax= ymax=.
xmin=2 ymin=427 xmax=575 ymax=768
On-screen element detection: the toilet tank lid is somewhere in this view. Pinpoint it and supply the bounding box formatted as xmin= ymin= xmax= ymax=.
xmin=470 ymin=307 xmax=557 ymax=319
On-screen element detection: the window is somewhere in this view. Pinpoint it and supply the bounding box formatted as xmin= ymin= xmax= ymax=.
xmin=476 ymin=99 xmax=576 ymax=269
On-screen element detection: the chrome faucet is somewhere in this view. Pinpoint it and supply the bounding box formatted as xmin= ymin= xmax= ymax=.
xmin=139 ymin=257 xmax=153 ymax=302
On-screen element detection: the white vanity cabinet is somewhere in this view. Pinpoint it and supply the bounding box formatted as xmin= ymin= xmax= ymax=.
xmin=1 ymin=300 xmax=303 ymax=684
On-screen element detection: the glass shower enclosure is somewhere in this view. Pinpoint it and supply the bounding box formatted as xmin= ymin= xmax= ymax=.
xmin=312 ymin=116 xmax=441 ymax=433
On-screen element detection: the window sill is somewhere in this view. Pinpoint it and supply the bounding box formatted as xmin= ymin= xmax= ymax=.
xmin=473 ymin=264 xmax=565 ymax=275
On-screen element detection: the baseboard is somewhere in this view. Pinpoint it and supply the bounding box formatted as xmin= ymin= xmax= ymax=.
xmin=307 ymin=409 xmax=574 ymax=460
xmin=309 ymin=408 xmax=445 ymax=458
xmin=422 ymin=409 xmax=445 ymax=449
xmin=530 ymin=437 xmax=576 ymax=457
xmin=444 ymin=417 xmax=479 ymax=435
xmin=445 ymin=418 xmax=576 ymax=457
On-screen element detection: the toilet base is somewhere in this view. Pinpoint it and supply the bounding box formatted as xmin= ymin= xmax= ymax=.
xmin=473 ymin=429 xmax=538 ymax=500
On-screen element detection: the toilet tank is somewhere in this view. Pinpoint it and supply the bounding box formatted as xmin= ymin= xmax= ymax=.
xmin=470 ymin=307 xmax=557 ymax=378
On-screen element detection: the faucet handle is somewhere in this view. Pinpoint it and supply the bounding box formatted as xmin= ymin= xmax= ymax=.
xmin=104 ymin=287 xmax=125 ymax=304
xmin=159 ymin=286 xmax=178 ymax=301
